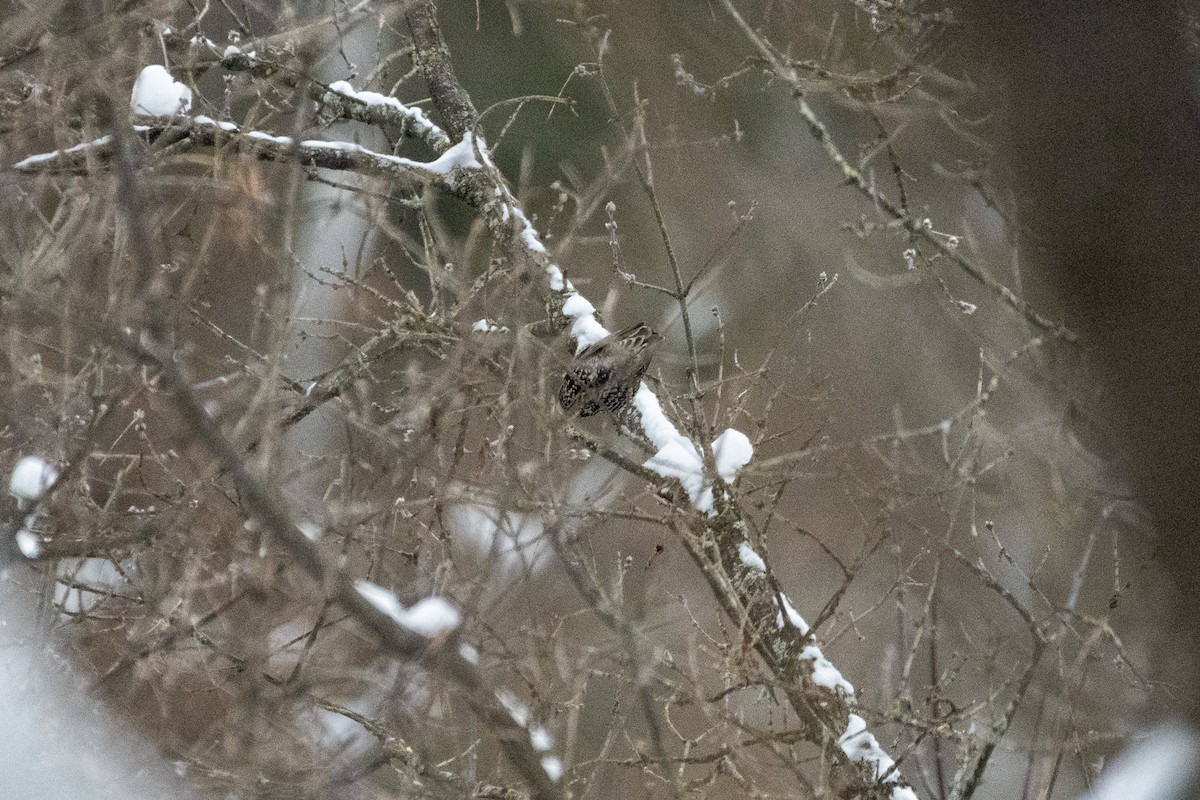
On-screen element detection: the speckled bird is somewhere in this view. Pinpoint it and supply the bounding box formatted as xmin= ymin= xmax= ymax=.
xmin=558 ymin=323 xmax=662 ymax=418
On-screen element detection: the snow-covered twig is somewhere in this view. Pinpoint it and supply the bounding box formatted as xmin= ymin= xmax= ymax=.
xmin=726 ymin=538 xmax=919 ymax=799
xmin=198 ymin=37 xmax=451 ymax=150
xmin=13 ymin=115 xmax=481 ymax=185
xmin=319 ymin=80 xmax=450 ymax=150
xmin=8 ymin=455 xmax=60 ymax=560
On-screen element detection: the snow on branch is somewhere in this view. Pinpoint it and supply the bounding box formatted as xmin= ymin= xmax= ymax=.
xmin=14 ymin=59 xmax=453 ymax=173
xmin=8 ymin=455 xmax=59 ymax=559
xmin=180 ymin=36 xmax=452 ymax=150
xmin=490 ymin=176 xmax=756 ymax=511
xmin=13 ymin=115 xmax=483 ymax=187
xmin=12 ymin=135 xmax=117 ymax=171
xmin=738 ymin=536 xmax=917 ymax=798
xmin=840 ymin=715 xmax=920 ymax=800
xmin=354 ymin=582 xmax=461 ymax=638
xmin=130 ymin=65 xmax=192 ymax=117
xmin=322 ymin=80 xmax=450 ymax=151
xmin=9 ymin=456 xmax=59 ymax=502
xmin=496 ymin=690 xmax=565 ymax=783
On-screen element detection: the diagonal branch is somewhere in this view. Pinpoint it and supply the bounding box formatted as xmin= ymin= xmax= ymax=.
xmin=404 ymin=0 xmax=480 ymax=142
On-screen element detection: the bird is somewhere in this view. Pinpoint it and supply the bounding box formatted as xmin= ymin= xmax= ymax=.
xmin=558 ymin=323 xmax=662 ymax=418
